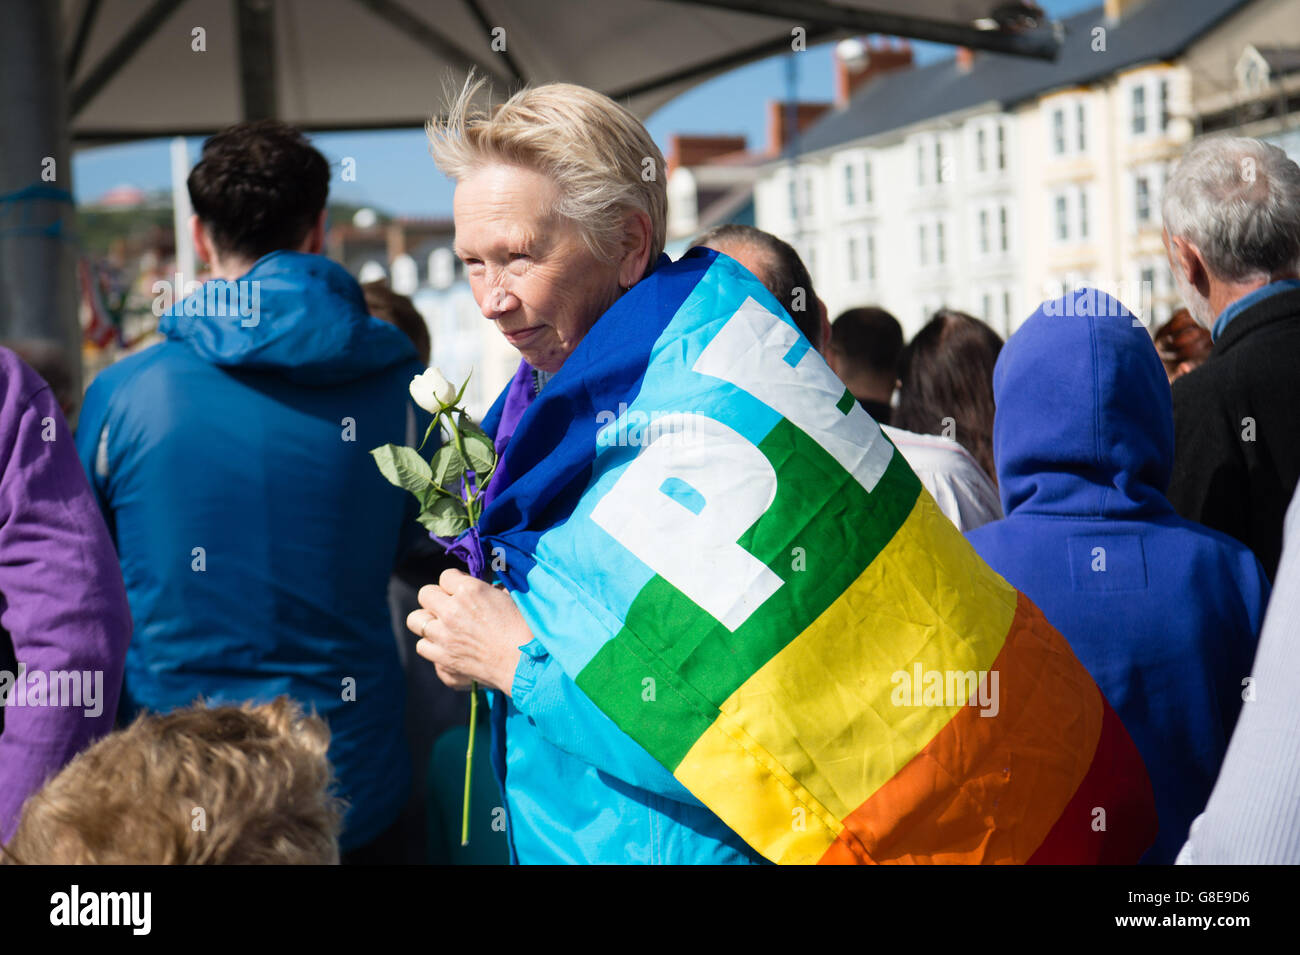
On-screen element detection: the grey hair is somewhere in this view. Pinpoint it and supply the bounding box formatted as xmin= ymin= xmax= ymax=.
xmin=693 ymin=224 xmax=821 ymax=349
xmin=1162 ymin=136 xmax=1300 ymax=282
xmin=427 ymin=73 xmax=667 ymax=269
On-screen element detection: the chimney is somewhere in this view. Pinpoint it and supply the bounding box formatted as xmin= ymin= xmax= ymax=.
xmin=766 ymin=101 xmax=833 ymax=155
xmin=1104 ymin=0 xmax=1147 ymax=20
xmin=666 ymin=133 xmax=748 ymax=177
xmin=834 ymin=36 xmax=914 ymax=107
xmin=386 ymin=221 xmax=408 ymax=262
xmin=956 ymin=46 xmax=974 ymax=73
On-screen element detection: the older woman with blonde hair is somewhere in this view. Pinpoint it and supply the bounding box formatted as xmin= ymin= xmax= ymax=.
xmin=406 ymin=76 xmax=763 ymax=865
xmin=406 ymin=77 xmax=1158 ymax=867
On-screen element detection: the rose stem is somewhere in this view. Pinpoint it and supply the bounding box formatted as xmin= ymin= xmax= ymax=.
xmin=461 ymin=682 xmax=477 ymax=846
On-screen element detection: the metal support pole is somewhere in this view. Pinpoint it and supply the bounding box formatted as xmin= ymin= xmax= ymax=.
xmin=0 ymin=0 xmax=82 ymax=392
xmin=171 ymin=138 xmax=196 ymax=288
xmin=236 ymin=0 xmax=279 ymax=121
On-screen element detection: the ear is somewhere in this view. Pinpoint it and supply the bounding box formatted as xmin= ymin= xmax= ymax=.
xmin=617 ymin=209 xmax=654 ymax=288
xmin=191 ymin=214 xmax=214 ymax=266
xmin=302 ymin=210 xmax=327 ymax=255
xmin=1168 ymin=232 xmax=1209 ymax=297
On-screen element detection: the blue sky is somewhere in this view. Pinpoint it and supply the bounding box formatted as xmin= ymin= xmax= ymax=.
xmin=73 ymin=0 xmax=1097 ymax=218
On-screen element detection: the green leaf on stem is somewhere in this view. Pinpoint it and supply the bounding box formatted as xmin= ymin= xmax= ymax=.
xmin=457 ymin=411 xmax=490 ymax=441
xmin=370 ymin=444 xmax=434 ymax=498
xmin=462 ymin=430 xmax=496 ymax=475
xmin=418 ymin=495 xmax=470 ymax=538
xmin=430 ymin=442 xmax=466 ymax=490
xmin=453 ymin=369 xmax=473 ymax=408
xmin=416 ymin=416 xmax=441 ymax=454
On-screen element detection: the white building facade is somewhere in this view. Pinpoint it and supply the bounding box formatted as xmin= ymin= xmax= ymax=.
xmin=753 ymin=0 xmax=1294 ymax=340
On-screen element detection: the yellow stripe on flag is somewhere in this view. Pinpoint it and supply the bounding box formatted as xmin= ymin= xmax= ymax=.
xmin=675 ymin=489 xmax=1018 ymax=863
xmin=674 ymin=719 xmax=845 ymax=863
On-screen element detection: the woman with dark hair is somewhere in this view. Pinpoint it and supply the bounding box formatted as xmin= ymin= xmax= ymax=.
xmin=893 ymin=309 xmax=1003 ymax=484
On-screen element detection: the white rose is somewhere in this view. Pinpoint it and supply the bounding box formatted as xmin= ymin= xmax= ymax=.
xmin=410 ymin=367 xmax=458 ymax=413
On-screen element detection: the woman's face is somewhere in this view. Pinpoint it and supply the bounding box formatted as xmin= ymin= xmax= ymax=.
xmin=454 ymin=163 xmax=624 ymax=373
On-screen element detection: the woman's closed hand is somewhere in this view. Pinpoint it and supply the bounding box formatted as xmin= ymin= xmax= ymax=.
xmin=407 ymin=569 xmax=530 ymax=693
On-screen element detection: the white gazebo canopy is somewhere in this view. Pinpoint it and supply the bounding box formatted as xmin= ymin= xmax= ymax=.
xmin=63 ymin=0 xmax=1061 ymax=140
xmin=0 ymin=1 xmax=1062 ymax=384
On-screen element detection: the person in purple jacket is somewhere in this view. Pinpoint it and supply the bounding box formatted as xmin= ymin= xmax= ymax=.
xmin=0 ymin=346 xmax=131 ymax=843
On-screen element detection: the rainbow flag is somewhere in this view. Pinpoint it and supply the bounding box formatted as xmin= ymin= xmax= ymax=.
xmin=473 ymin=248 xmax=1156 ymax=864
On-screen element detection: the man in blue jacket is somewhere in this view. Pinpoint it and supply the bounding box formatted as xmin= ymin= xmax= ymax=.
xmin=965 ymin=289 xmax=1269 ymax=864
xmin=76 ymin=121 xmax=432 ymax=859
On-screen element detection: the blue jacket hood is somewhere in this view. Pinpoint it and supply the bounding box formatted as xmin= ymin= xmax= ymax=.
xmin=158 ymin=251 xmax=416 ymax=385
xmin=993 ymin=288 xmax=1174 ymax=520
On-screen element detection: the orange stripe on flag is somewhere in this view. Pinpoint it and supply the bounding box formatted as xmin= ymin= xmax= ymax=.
xmin=819 ymin=592 xmax=1105 ymax=864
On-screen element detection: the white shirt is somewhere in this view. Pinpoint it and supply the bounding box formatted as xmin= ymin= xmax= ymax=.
xmin=882 ymin=425 xmax=1002 ymax=532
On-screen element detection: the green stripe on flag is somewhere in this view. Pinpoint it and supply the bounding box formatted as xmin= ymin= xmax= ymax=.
xmin=576 ymin=419 xmax=920 ymax=770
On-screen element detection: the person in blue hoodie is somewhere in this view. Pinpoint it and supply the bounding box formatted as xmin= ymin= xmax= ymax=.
xmin=965 ymin=288 xmax=1269 ymax=864
xmin=75 ymin=121 xmax=433 ymax=860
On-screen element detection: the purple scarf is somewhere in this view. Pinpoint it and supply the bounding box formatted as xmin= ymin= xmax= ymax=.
xmin=442 ymin=361 xmax=536 ymax=578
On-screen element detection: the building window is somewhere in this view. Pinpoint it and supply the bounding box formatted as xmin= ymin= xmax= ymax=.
xmin=1079 ymin=189 xmax=1089 ymax=239
xmin=936 ymin=220 xmax=946 ymax=265
xmin=803 ymin=174 xmax=815 ymax=217
xmin=863 ymin=160 xmax=873 ymax=204
xmin=977 ymin=127 xmax=987 ymax=173
xmin=788 ymin=179 xmax=798 ymax=220
xmin=1055 ymin=193 xmax=1069 ymax=240
xmin=847 ymin=236 xmax=860 ymax=282
xmin=935 ymin=139 xmax=945 ymax=183
xmin=1159 ymin=78 xmax=1170 ymax=132
xmin=917 ymin=143 xmax=925 ymax=186
xmin=1136 ymin=176 xmax=1151 ymax=224
xmin=1132 ymin=85 xmax=1147 ymax=135
xmin=1052 ymin=108 xmax=1066 ymax=155
xmin=999 ymin=206 xmax=1009 ymax=252
xmin=866 ymin=233 xmax=876 ymax=281
xmin=979 ymin=208 xmax=990 ymax=255
xmin=843 ymin=164 xmax=855 ymax=207
xmin=1140 ymin=266 xmax=1156 ymax=312
xmin=918 ymin=224 xmax=928 ymax=266
xmin=1076 ymin=102 xmax=1087 ymax=152
xmin=996 ymin=123 xmax=1007 ymax=170
xmin=982 ymin=292 xmax=993 ymax=322
xmin=1003 ymin=290 xmax=1013 ymax=329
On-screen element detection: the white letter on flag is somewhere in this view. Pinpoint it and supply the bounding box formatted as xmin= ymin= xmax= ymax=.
xmin=693 ymin=296 xmax=893 ymax=494
xmin=590 ymin=413 xmax=782 ymax=631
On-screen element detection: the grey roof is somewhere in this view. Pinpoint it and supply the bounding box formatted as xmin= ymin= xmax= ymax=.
xmin=697 ymin=183 xmax=758 ymax=231
xmin=786 ymin=0 xmax=1252 ymax=158
xmin=1257 ymin=46 xmax=1300 ymax=76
